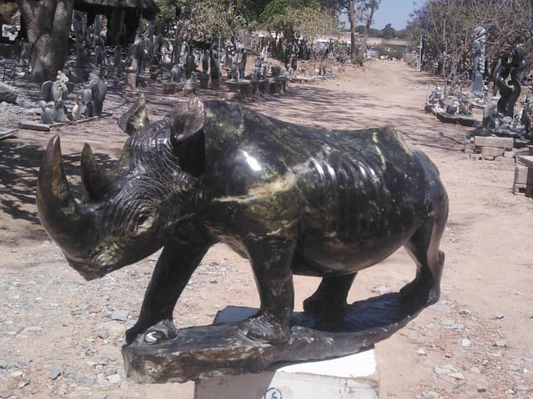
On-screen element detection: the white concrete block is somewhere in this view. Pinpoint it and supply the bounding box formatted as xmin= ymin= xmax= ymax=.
xmin=194 ymin=349 xmax=379 ymax=399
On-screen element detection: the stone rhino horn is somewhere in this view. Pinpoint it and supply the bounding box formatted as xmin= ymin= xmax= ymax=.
xmin=80 ymin=143 xmax=113 ymax=203
xmin=37 ymin=135 xmax=96 ymax=275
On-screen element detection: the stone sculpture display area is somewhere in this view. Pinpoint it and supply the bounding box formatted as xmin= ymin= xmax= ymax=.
xmin=37 ymin=97 xmax=449 ymax=383
xmin=425 ymin=43 xmax=531 ymax=145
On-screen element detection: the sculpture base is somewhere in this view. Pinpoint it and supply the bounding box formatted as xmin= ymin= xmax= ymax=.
xmin=195 ymin=345 xmax=379 ymax=399
xmin=122 ymin=292 xmax=426 ymax=383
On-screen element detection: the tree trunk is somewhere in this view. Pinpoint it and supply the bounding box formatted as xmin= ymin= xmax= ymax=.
xmin=362 ymin=1 xmax=378 ymax=62
xmin=347 ymin=0 xmax=360 ymax=63
xmin=16 ymin=0 xmax=74 ymax=83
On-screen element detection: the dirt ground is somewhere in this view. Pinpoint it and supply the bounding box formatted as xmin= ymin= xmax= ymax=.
xmin=1 ymin=60 xmax=532 ymax=399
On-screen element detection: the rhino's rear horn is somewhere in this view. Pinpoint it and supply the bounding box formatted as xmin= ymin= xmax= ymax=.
xmin=81 ymin=143 xmax=113 ymax=202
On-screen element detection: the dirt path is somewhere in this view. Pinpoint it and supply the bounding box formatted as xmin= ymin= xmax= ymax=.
xmin=1 ymin=61 xmax=532 ymax=399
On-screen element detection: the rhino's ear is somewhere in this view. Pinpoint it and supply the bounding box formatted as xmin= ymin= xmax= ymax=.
xmin=170 ymin=97 xmax=206 ymax=177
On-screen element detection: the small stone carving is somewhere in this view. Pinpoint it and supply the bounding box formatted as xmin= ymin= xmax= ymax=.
xmin=170 ymin=63 xmax=183 ymax=83
xmin=37 ymin=98 xmax=448 ymax=383
xmin=41 ymin=71 xmax=74 ymax=123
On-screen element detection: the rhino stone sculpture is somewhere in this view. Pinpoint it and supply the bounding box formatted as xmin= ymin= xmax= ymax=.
xmin=37 ymin=98 xmax=448 ymax=380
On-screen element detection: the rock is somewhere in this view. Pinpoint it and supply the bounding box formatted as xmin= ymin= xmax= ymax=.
xmin=49 ymin=369 xmax=62 ymax=380
xmin=469 ymin=367 xmax=481 ymax=374
xmin=491 ymin=313 xmax=504 ymax=320
xmin=416 ymin=348 xmax=427 ymax=356
xmin=0 ymin=82 xmax=17 ymax=104
xmin=64 ymin=364 xmax=76 ymax=376
xmin=461 ymin=338 xmax=472 ymax=347
xmin=110 ymin=310 xmax=129 ymax=322
xmin=423 ymin=391 xmax=439 ymax=398
xmin=0 ymin=392 xmax=14 ymax=398
xmin=434 ymin=364 xmax=458 ymax=375
xmin=495 ymin=340 xmax=507 ymax=347
xmin=449 ymin=372 xmax=465 ymax=380
xmin=98 ymin=330 xmax=110 ymax=340
xmin=96 ymin=395 xmax=108 ymax=399
xmin=106 ymin=374 xmax=121 ymax=384
xmin=516 ymin=385 xmax=530 ymax=392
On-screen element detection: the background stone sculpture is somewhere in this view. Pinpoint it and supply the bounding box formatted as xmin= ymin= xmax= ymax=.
xmin=471 ymin=26 xmax=486 ymax=97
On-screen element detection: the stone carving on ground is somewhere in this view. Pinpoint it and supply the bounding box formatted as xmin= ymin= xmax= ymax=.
xmin=36 ymin=97 xmax=448 ymax=383
xmin=472 ymin=48 xmax=530 ymax=140
xmin=41 ymin=71 xmax=74 ymax=123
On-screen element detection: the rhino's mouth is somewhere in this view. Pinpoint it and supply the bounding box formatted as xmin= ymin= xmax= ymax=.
xmin=66 ymin=257 xmax=108 ymax=281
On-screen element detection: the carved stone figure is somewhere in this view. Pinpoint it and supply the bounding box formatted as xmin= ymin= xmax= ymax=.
xmin=41 ymin=71 xmax=74 ymax=123
xmin=170 ymin=63 xmax=182 ymax=83
xmin=494 ymin=48 xmax=528 ymax=117
xmin=471 ymin=26 xmax=486 ymax=97
xmin=88 ymin=73 xmax=107 ymax=117
xmin=210 ymin=39 xmax=220 ymax=79
xmin=238 ymin=48 xmax=247 ymax=79
xmin=202 ymin=49 xmax=209 ymax=74
xmin=127 ymin=28 xmax=145 ymax=77
xmin=80 ymin=88 xmax=94 ymax=118
xmin=253 ymin=55 xmax=262 ymax=79
xmin=224 ymin=37 xmax=236 ymax=69
xmin=37 ymin=98 xmax=448 ymax=380
xmin=229 ymin=53 xmax=239 ymax=81
xmin=185 ymin=45 xmax=195 ymax=80
xmin=38 ymin=101 xmax=55 ymax=124
xmin=113 ymin=44 xmax=123 ymax=76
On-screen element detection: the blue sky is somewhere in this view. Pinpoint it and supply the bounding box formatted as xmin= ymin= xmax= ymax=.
xmin=372 ymin=0 xmax=420 ymax=30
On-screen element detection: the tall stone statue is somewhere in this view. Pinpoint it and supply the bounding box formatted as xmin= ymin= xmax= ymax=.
xmin=471 ymin=26 xmax=486 ymax=97
xmin=185 ymin=44 xmax=195 ymax=80
xmin=238 ymin=47 xmax=247 ymax=79
xmin=224 ymin=37 xmax=236 ymax=69
xmin=494 ymin=48 xmax=528 ymax=117
xmin=210 ymin=39 xmax=220 ymax=80
xmin=127 ymin=28 xmax=145 ymax=77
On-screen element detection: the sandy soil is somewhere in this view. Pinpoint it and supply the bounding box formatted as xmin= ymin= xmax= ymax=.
xmin=1 ymin=60 xmax=532 ymax=399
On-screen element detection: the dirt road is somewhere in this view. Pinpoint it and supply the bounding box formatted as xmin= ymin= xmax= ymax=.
xmin=1 ymin=60 xmax=532 ymax=398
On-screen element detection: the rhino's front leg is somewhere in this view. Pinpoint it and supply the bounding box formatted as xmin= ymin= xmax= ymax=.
xmin=126 ymin=238 xmax=211 ymax=344
xmin=239 ymin=236 xmax=295 ymax=344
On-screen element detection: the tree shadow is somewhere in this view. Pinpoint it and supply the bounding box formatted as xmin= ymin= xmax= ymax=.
xmin=244 ymin=84 xmax=470 ymax=153
xmin=0 ymin=139 xmax=115 ymax=232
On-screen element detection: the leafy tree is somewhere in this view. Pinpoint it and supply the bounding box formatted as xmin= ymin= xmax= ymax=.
xmin=407 ymin=0 xmax=533 ymax=84
xmin=16 ymin=0 xmax=74 ymax=82
xmin=382 ymin=23 xmax=396 ymax=39
xmin=344 ymin=0 xmax=380 ymax=63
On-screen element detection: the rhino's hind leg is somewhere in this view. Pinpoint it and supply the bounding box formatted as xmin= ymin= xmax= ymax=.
xmin=303 ymin=273 xmax=357 ymax=319
xmin=400 ymin=217 xmax=446 ymax=308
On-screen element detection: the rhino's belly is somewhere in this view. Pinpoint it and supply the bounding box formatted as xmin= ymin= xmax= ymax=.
xmin=292 ymin=225 xmax=416 ymax=277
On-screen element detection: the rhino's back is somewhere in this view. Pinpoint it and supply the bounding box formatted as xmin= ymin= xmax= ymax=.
xmin=200 ymin=102 xmax=445 ymax=271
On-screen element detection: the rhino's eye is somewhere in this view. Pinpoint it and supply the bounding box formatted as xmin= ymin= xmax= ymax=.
xmin=132 ymin=211 xmax=155 ymax=235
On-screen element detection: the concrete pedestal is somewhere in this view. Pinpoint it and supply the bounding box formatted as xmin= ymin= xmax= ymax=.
xmin=193 ymin=307 xmax=379 ymax=399
xmin=194 ymin=349 xmax=379 ymax=399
